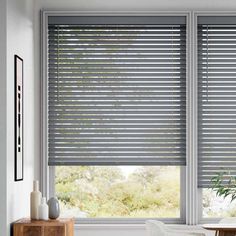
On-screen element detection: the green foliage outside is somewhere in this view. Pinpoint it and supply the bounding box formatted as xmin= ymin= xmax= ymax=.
xmin=55 ymin=166 xmax=180 ymax=218
xmin=202 ymin=173 xmax=236 ymax=217
xmin=211 ymin=172 xmax=236 ymax=202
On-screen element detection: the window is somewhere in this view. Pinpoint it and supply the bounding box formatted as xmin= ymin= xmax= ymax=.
xmin=45 ymin=15 xmax=187 ymax=222
xmin=55 ymin=166 xmax=181 ymax=218
xmin=43 ymin=12 xmax=236 ymax=224
xmin=202 ymin=188 xmax=236 ymax=218
xmin=197 ymin=16 xmax=236 ymax=219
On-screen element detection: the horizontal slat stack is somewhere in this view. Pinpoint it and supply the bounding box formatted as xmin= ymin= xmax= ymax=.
xmin=47 ymin=21 xmax=186 ymax=166
xmin=198 ymin=23 xmax=236 ymax=187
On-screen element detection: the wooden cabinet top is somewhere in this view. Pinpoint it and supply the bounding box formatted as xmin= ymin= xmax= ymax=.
xmin=14 ymin=218 xmax=74 ymax=226
xmin=13 ymin=218 xmax=74 ymax=236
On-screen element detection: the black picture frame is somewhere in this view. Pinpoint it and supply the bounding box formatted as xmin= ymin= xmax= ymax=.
xmin=14 ymin=55 xmax=24 ymax=181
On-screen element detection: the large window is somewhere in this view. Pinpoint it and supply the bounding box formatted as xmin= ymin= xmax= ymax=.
xmin=197 ymin=16 xmax=236 ymax=219
xmin=45 ymin=15 xmax=187 ymax=222
xmin=43 ymin=12 xmax=236 ymax=224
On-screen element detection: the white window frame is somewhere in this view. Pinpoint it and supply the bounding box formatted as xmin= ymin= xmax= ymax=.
xmin=41 ymin=10 xmax=190 ymax=225
xmin=41 ymin=10 xmax=236 ymax=225
xmin=193 ymin=11 xmax=236 ymax=224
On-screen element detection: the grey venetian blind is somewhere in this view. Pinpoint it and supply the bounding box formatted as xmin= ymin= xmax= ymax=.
xmin=47 ymin=16 xmax=186 ymax=166
xmin=198 ymin=17 xmax=236 ymax=187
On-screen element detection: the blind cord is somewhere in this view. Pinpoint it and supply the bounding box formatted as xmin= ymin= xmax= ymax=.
xmin=57 ymin=25 xmax=59 ymax=102
xmin=206 ymin=25 xmax=209 ymax=102
xmin=171 ymin=26 xmax=174 ymax=125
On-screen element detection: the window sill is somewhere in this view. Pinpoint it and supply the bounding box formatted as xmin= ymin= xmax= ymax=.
xmin=74 ymin=223 xmax=205 ymax=230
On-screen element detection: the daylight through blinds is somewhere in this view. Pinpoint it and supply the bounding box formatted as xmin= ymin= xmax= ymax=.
xmin=198 ymin=17 xmax=236 ymax=187
xmin=47 ymin=16 xmax=186 ymax=166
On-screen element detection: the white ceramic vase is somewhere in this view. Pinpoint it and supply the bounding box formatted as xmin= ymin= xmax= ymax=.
xmin=30 ymin=180 xmax=42 ymax=220
xmin=38 ymin=197 xmax=49 ymax=220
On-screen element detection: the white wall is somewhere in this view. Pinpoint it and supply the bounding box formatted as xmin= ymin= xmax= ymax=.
xmin=32 ymin=0 xmax=236 ymax=236
xmin=0 ymin=0 xmax=7 ymax=235
xmin=36 ymin=0 xmax=236 ymax=11
xmin=0 ymin=0 xmax=234 ymax=235
xmin=5 ymin=0 xmax=35 ymax=235
xmin=76 ymin=225 xmax=146 ymax=236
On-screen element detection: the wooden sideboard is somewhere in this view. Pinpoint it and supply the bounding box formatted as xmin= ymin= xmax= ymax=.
xmin=13 ymin=218 xmax=74 ymax=236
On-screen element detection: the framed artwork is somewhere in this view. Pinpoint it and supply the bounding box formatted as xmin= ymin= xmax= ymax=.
xmin=14 ymin=55 xmax=24 ymax=181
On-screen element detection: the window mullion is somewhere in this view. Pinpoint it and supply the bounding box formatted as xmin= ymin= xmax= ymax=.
xmin=185 ymin=12 xmax=198 ymax=225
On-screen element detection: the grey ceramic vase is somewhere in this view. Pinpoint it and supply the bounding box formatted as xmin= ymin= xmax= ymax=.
xmin=47 ymin=197 xmax=60 ymax=219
